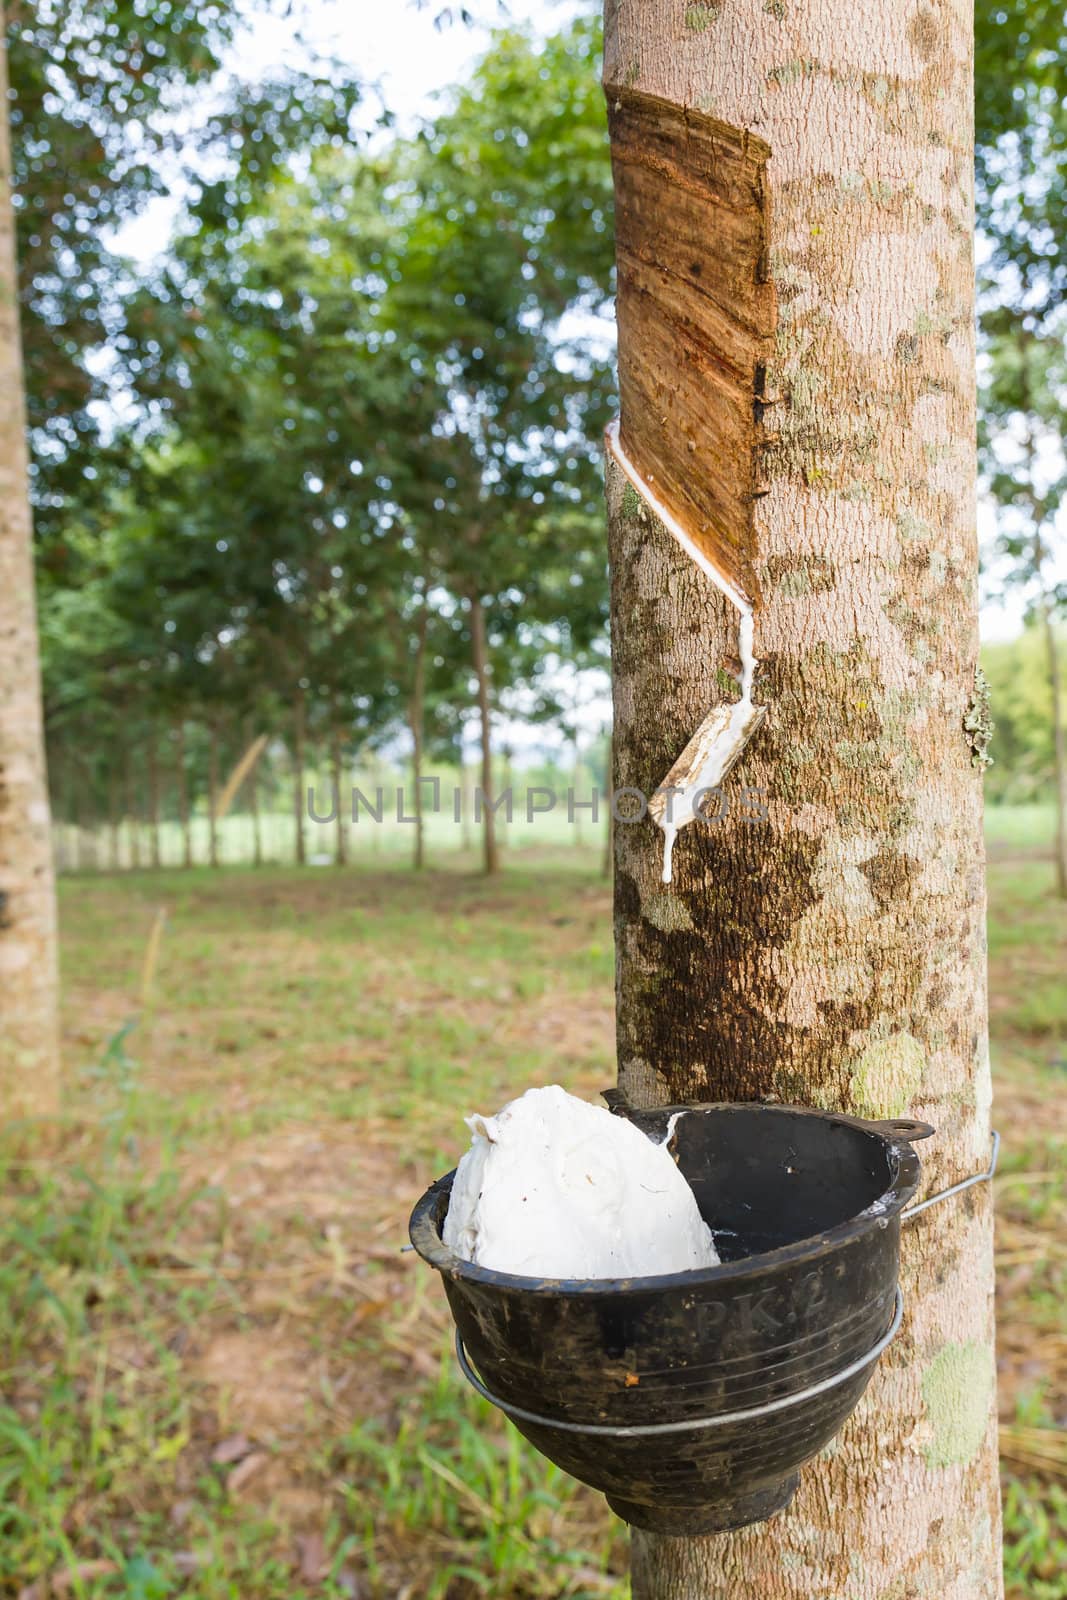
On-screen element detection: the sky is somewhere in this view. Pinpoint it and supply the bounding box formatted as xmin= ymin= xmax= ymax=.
xmin=115 ymin=0 xmax=1041 ymax=701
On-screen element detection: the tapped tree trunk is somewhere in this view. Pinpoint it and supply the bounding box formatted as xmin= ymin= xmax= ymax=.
xmin=605 ymin=5 xmax=1001 ymax=1598
xmin=411 ymin=612 xmax=429 ymax=871
xmin=1040 ymin=599 xmax=1067 ymax=898
xmin=0 ymin=23 xmax=61 ymax=1119
xmin=293 ymin=689 xmax=307 ymax=867
xmin=601 ymin=729 xmax=613 ymax=880
xmin=470 ymin=595 xmax=500 ymax=876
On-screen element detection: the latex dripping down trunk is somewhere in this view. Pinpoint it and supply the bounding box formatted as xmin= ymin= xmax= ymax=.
xmin=604 ymin=421 xmax=765 ymax=885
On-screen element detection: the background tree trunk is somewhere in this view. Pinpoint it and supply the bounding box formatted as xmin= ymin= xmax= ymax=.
xmin=108 ymin=771 xmax=121 ymax=872
xmin=0 ymin=20 xmax=61 ymax=1118
xmin=293 ymin=689 xmax=307 ymax=866
xmin=461 ymin=758 xmax=472 ymax=855
xmin=1040 ymin=597 xmax=1067 ymax=897
xmin=470 ymin=595 xmax=499 ymax=875
xmin=207 ymin=724 xmax=220 ymax=869
xmin=411 ymin=610 xmax=428 ymax=870
xmin=174 ymin=721 xmax=193 ymax=868
xmin=249 ymin=748 xmax=263 ymax=867
xmin=148 ymin=734 xmax=162 ymax=869
xmin=331 ymin=723 xmax=347 ymax=867
xmin=124 ymin=745 xmax=142 ymax=870
xmin=604 ymin=3 xmax=1002 ymax=1597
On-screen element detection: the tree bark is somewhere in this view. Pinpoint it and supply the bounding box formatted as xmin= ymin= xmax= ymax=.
xmin=124 ymin=744 xmax=142 ymax=870
xmin=461 ymin=758 xmax=473 ymax=855
xmin=411 ymin=611 xmax=429 ymax=870
xmin=0 ymin=19 xmax=61 ymax=1118
xmin=249 ymin=746 xmax=263 ymax=868
xmin=1040 ymin=599 xmax=1067 ymax=897
xmin=331 ymin=722 xmax=347 ymax=867
xmin=470 ymin=595 xmax=499 ymax=875
xmin=604 ymin=4 xmax=1001 ymax=1597
xmin=602 ymin=729 xmax=614 ymax=880
xmin=207 ymin=724 xmax=220 ymax=869
xmin=108 ymin=769 xmax=121 ymax=871
xmin=174 ymin=721 xmax=193 ymax=868
xmin=148 ymin=733 xmax=162 ymax=870
xmin=293 ymin=689 xmax=307 ymax=866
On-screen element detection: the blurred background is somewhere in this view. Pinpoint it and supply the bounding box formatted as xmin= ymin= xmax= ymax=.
xmin=1 ymin=1 xmax=1065 ymax=1596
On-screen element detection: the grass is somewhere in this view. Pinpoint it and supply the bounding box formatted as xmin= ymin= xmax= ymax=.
xmin=985 ymin=803 xmax=1057 ymax=854
xmin=0 ymin=834 xmax=1064 ymax=1596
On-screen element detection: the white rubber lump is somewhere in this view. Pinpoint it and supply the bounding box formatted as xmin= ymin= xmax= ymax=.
xmin=443 ymin=1084 xmax=720 ymax=1278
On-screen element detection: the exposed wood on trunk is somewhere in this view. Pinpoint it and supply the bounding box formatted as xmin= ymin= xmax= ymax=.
xmin=605 ymin=2 xmax=1001 ymax=1596
xmin=293 ymin=689 xmax=307 ymax=866
xmin=470 ymin=595 xmax=499 ymax=876
xmin=410 ymin=611 xmax=429 ymax=870
xmin=0 ymin=11 xmax=61 ymax=1116
xmin=606 ymin=85 xmax=774 ymax=606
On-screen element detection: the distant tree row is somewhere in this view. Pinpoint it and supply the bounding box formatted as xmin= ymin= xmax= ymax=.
xmin=25 ymin=14 xmax=615 ymax=875
xmin=12 ymin=2 xmax=1067 ymax=886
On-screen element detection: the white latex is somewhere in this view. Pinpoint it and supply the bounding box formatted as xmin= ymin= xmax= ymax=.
xmin=443 ymin=1084 xmax=719 ymax=1278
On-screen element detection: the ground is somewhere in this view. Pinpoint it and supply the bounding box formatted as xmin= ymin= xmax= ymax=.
xmin=1 ymin=818 xmax=1065 ymax=1598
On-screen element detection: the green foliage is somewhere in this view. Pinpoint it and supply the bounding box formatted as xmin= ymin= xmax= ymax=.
xmin=337 ymin=1359 xmax=625 ymax=1599
xmin=30 ymin=16 xmax=616 ymax=840
xmin=975 ymin=1 xmax=1067 ymax=323
xmin=983 ymin=627 xmax=1067 ymax=801
xmin=1003 ymin=1482 xmax=1067 ymax=1599
xmin=6 ymin=1 xmax=359 ymax=548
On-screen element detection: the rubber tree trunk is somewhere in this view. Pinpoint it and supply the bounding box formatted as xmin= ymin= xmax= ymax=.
xmin=64 ymin=761 xmax=79 ymax=873
xmin=461 ymin=759 xmax=472 ymax=855
xmin=207 ymin=725 xmax=220 ymax=869
xmin=601 ymin=729 xmax=613 ymax=880
xmin=1041 ymin=598 xmax=1067 ymax=898
xmin=604 ymin=4 xmax=1002 ymax=1597
xmin=249 ymin=750 xmax=263 ymax=868
xmin=108 ymin=771 xmax=121 ymax=872
xmin=470 ymin=595 xmax=499 ymax=876
xmin=293 ymin=689 xmax=307 ymax=866
xmin=331 ymin=724 xmax=347 ymax=868
xmin=0 ymin=19 xmax=61 ymax=1119
xmin=410 ymin=612 xmax=429 ymax=871
xmin=124 ymin=745 xmax=142 ymax=870
xmin=148 ymin=734 xmax=162 ymax=869
xmin=174 ymin=722 xmax=192 ymax=869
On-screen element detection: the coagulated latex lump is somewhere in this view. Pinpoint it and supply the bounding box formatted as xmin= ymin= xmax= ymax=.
xmin=442 ymin=1084 xmax=719 ymax=1278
